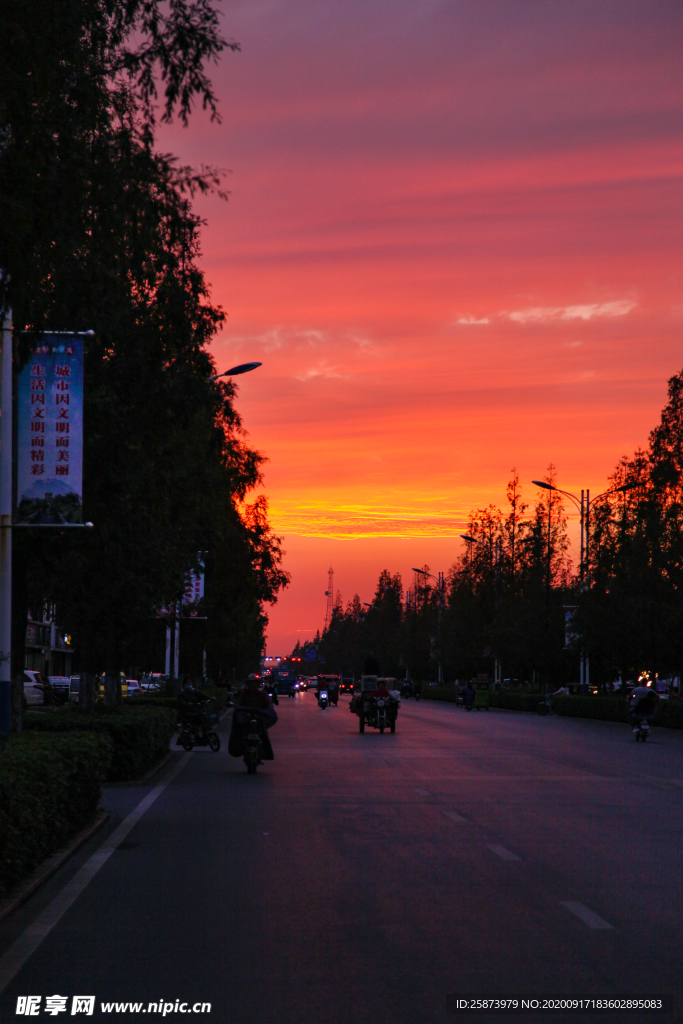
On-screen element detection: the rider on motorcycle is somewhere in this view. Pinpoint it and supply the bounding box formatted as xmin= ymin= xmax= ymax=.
xmin=235 ymin=675 xmax=278 ymax=725
xmin=230 ymin=674 xmax=278 ymax=762
xmin=178 ymin=677 xmax=209 ymax=715
xmin=370 ymin=681 xmax=391 ymax=700
xmin=629 ymin=681 xmax=659 ymax=733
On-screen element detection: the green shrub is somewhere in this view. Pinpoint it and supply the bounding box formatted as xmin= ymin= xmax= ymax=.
xmin=422 ymin=686 xmax=460 ymax=703
xmin=551 ymin=695 xmax=630 ymax=722
xmin=128 ymin=685 xmax=227 ymax=711
xmin=488 ymin=691 xmax=543 ymax=713
xmin=655 ymin=698 xmax=683 ymax=729
xmin=552 ymin=694 xmax=683 ymax=729
xmin=24 ymin=705 xmax=176 ymax=781
xmin=0 ymin=732 xmax=112 ymax=896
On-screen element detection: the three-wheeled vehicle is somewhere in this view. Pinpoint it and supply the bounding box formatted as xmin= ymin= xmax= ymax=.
xmin=350 ymin=675 xmax=399 ymax=734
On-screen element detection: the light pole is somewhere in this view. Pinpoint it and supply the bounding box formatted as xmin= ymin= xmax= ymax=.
xmin=460 ymin=534 xmax=502 ymax=689
xmin=532 ymin=479 xmax=635 ymax=693
xmin=412 ymin=567 xmax=444 ymax=683
xmin=206 ymin=361 xmax=262 ymax=382
xmin=0 ymin=304 xmax=11 ymax=736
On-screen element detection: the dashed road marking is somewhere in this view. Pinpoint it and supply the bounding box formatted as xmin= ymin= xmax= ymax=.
xmin=560 ymin=901 xmax=614 ymax=930
xmin=413 ymin=787 xmax=430 ymax=796
xmin=442 ymin=811 xmax=467 ymax=823
xmin=487 ymin=844 xmax=521 ymax=861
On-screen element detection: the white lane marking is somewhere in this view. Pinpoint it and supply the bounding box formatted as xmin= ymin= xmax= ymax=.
xmin=443 ymin=811 xmax=467 ymax=823
xmin=560 ymin=901 xmax=614 ymax=930
xmin=487 ymin=844 xmax=521 ymax=861
xmin=0 ymin=752 xmax=193 ymax=995
xmin=413 ymin=787 xmax=430 ymax=796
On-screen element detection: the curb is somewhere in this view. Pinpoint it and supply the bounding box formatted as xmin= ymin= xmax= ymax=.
xmin=0 ymin=811 xmax=109 ymax=923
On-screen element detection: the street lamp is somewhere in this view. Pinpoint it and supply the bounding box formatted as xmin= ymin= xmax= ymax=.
xmin=532 ymin=478 xmax=636 ymax=692
xmin=206 ymin=361 xmax=262 ymax=382
xmin=412 ymin=567 xmax=444 ymax=683
xmin=458 ymin=536 xmax=502 ymax=689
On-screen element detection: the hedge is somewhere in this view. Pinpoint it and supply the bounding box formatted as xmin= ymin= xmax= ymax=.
xmin=128 ymin=685 xmax=228 ymax=711
xmin=0 ymin=731 xmax=112 ymax=897
xmin=488 ymin=691 xmax=546 ymax=713
xmin=422 ymin=686 xmax=460 ymax=704
xmin=24 ymin=704 xmax=176 ymax=781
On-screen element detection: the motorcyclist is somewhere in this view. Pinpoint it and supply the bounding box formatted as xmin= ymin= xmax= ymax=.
xmin=177 ymin=677 xmax=210 ymax=744
xmin=370 ymin=680 xmax=391 ymax=700
xmin=178 ymin=676 xmax=209 ymax=715
xmin=229 ymin=674 xmax=278 ymax=763
xmin=629 ymin=680 xmax=659 ymax=733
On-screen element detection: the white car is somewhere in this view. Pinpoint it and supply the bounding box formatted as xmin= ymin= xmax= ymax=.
xmin=140 ymin=676 xmax=161 ymax=692
xmin=23 ymin=669 xmax=45 ymax=707
xmin=126 ymin=679 xmax=142 ymax=696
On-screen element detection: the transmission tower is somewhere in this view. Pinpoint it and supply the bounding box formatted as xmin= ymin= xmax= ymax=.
xmin=324 ymin=567 xmax=334 ymax=629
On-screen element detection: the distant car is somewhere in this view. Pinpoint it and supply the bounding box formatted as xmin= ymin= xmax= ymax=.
xmin=141 ymin=675 xmax=162 ymax=691
xmin=272 ymin=672 xmax=296 ymax=697
xmin=340 ymin=678 xmax=354 ymax=693
xmin=126 ymin=679 xmax=142 ymax=696
xmin=48 ymin=675 xmax=71 ymax=704
xmin=23 ymin=670 xmax=45 ymax=708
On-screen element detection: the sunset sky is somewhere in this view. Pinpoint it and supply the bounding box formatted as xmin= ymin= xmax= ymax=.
xmin=162 ymin=0 xmax=683 ymax=654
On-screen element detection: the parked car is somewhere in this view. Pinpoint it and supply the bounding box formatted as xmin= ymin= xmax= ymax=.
xmin=140 ymin=675 xmax=162 ymax=691
xmin=126 ymin=679 xmax=142 ymax=696
xmin=47 ymin=675 xmax=70 ymax=705
xmin=23 ymin=670 xmax=45 ymax=708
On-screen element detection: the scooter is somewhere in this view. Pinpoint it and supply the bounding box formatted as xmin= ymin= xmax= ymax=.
xmin=633 ymin=716 xmax=651 ymax=742
xmin=318 ymin=689 xmax=329 ymax=709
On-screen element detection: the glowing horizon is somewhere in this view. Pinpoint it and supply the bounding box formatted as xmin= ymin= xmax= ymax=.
xmin=159 ymin=0 xmax=683 ymax=653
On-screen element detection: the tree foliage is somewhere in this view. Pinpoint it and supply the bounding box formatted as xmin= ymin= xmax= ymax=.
xmin=0 ymin=1 xmax=288 ymax=678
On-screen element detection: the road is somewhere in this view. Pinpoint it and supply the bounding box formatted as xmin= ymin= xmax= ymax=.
xmin=1 ymin=694 xmax=683 ymax=1023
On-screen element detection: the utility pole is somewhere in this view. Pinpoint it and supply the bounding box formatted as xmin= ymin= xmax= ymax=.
xmin=0 ymin=304 xmax=11 ymax=736
xmin=173 ymin=604 xmax=180 ymax=680
xmin=324 ymin=567 xmax=334 ymax=630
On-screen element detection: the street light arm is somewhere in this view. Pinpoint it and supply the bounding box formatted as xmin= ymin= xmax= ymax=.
xmin=411 ymin=568 xmax=438 ymax=584
xmin=588 ymin=484 xmax=637 ymax=509
xmin=531 ymin=481 xmax=582 ymax=513
xmin=206 ymin=361 xmax=262 ymax=382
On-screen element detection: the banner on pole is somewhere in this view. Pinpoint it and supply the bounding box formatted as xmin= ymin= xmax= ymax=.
xmin=16 ymin=334 xmax=84 ymax=524
xmin=183 ymin=554 xmax=205 ymax=606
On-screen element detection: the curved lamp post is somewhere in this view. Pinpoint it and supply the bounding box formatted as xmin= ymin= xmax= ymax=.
xmin=458 ymin=536 xmax=502 ymax=689
xmin=532 ymin=478 xmax=636 ymax=692
xmin=412 ymin=567 xmax=444 ymax=683
xmin=206 ymin=361 xmax=262 ymax=382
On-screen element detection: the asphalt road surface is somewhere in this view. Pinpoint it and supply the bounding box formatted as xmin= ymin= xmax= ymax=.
xmin=1 ymin=694 xmax=683 ymax=1024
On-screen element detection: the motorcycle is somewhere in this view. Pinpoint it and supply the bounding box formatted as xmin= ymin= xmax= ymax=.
xmin=177 ymin=699 xmax=220 ymax=752
xmin=633 ymin=715 xmax=651 ymax=742
xmin=318 ymin=688 xmax=329 ymax=709
xmin=357 ymin=694 xmax=399 ymax=734
xmin=230 ymin=707 xmax=274 ymax=773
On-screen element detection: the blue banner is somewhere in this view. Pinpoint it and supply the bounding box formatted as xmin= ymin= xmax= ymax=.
xmin=16 ymin=334 xmax=84 ymax=524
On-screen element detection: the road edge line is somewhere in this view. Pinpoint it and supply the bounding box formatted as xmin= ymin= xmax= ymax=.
xmin=0 ymin=752 xmax=193 ymax=995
